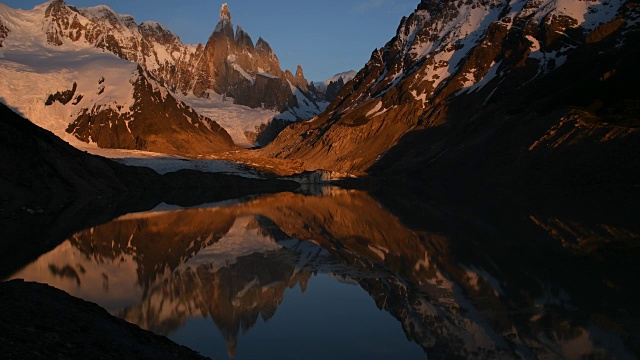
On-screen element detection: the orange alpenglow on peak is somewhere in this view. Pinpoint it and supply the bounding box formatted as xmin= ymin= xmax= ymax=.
xmin=220 ymin=3 xmax=231 ymax=21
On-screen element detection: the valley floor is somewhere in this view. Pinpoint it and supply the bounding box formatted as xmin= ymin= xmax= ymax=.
xmin=81 ymin=145 xmax=306 ymax=178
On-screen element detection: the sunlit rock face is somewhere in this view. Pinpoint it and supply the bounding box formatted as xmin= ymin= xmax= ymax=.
xmin=9 ymin=189 xmax=638 ymax=358
xmin=0 ymin=19 xmax=9 ymax=47
xmin=262 ymin=0 xmax=640 ymax=184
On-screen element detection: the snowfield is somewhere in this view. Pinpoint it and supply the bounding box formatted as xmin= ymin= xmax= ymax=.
xmin=80 ymin=146 xmax=260 ymax=177
xmin=0 ymin=2 xmax=142 ymax=143
xmin=177 ymin=93 xmax=279 ymax=148
xmin=0 ymin=47 xmax=139 ymax=143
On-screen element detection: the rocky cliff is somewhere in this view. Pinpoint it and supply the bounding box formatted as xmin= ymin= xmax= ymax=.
xmin=261 ymin=0 xmax=640 ymax=185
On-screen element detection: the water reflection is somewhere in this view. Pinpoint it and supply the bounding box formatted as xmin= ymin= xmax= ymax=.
xmin=7 ymin=188 xmax=640 ymax=359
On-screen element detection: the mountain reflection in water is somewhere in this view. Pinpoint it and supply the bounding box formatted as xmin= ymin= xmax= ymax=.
xmin=8 ymin=188 xmax=640 ymax=359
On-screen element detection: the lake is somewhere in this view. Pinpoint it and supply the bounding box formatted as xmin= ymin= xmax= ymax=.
xmin=5 ymin=187 xmax=639 ymax=359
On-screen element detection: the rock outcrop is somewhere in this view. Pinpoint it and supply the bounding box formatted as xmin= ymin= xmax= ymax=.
xmin=0 ymin=280 xmax=210 ymax=360
xmin=0 ymin=2 xmax=237 ymax=155
xmin=0 ymin=19 xmax=9 ymax=47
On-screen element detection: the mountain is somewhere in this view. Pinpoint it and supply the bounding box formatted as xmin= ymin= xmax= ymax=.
xmin=0 ymin=100 xmax=298 ymax=213
xmin=36 ymin=0 xmax=320 ymax=112
xmin=261 ymin=0 xmax=640 ymax=185
xmin=311 ymin=70 xmax=357 ymax=104
xmin=314 ymin=70 xmax=358 ymax=91
xmin=323 ymin=70 xmax=358 ymax=87
xmin=0 ymin=1 xmax=235 ymax=155
xmin=0 ymin=1 xmax=324 ymax=150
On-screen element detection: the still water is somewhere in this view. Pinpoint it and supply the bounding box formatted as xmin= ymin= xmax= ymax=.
xmin=6 ymin=188 xmax=640 ymax=359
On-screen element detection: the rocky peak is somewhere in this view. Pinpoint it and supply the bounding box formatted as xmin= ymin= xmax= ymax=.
xmin=235 ymin=25 xmax=254 ymax=50
xmin=295 ymin=65 xmax=305 ymax=80
xmin=214 ymin=3 xmax=234 ymax=38
xmin=140 ymin=21 xmax=172 ymax=34
xmin=43 ymin=0 xmax=77 ymax=46
xmin=255 ymin=36 xmax=279 ymax=65
xmin=220 ymin=3 xmax=231 ymax=22
xmin=291 ymin=64 xmax=308 ymax=89
xmin=139 ymin=21 xmax=179 ymax=45
xmin=44 ymin=0 xmax=68 ymax=17
xmin=255 ymin=37 xmax=273 ymax=54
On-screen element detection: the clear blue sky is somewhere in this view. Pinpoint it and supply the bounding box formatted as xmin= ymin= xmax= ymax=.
xmin=3 ymin=0 xmax=419 ymax=81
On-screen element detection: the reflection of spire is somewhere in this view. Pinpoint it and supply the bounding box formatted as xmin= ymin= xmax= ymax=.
xmin=299 ymin=275 xmax=309 ymax=293
xmin=226 ymin=337 xmax=237 ymax=358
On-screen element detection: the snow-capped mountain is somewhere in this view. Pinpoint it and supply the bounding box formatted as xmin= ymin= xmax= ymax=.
xmin=0 ymin=0 xmax=324 ymax=150
xmin=311 ymin=70 xmax=357 ymax=104
xmin=262 ymin=0 xmax=640 ymax=184
xmin=315 ymin=70 xmax=358 ymax=90
xmin=40 ymin=0 xmax=325 ymax=118
xmin=0 ymin=0 xmax=235 ymax=155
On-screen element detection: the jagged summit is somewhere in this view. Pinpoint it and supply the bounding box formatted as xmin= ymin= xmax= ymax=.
xmin=235 ymin=24 xmax=254 ymax=49
xmin=255 ymin=37 xmax=274 ymax=54
xmin=220 ymin=3 xmax=231 ymax=21
xmin=214 ymin=3 xmax=233 ymax=37
xmin=140 ymin=21 xmax=170 ymax=32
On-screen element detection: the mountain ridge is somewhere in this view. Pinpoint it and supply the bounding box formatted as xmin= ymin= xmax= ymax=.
xmin=36 ymin=0 xmax=322 ymax=114
xmin=0 ymin=1 xmax=327 ymax=152
xmin=260 ymin=0 xmax=640 ymax=185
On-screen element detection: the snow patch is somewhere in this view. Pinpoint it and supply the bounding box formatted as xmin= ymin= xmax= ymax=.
xmin=233 ymin=64 xmax=254 ymax=83
xmin=461 ymin=61 xmax=502 ymax=93
xmin=257 ymin=72 xmax=278 ymax=79
xmin=177 ymin=92 xmax=278 ymax=148
xmin=366 ymin=101 xmax=383 ymax=117
xmin=410 ymin=89 xmax=428 ymax=107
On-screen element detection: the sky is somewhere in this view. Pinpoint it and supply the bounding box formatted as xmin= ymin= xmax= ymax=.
xmin=2 ymin=0 xmax=419 ymax=81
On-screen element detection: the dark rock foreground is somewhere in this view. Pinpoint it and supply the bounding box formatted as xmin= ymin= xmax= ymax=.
xmin=0 ymin=279 xmax=209 ymax=360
